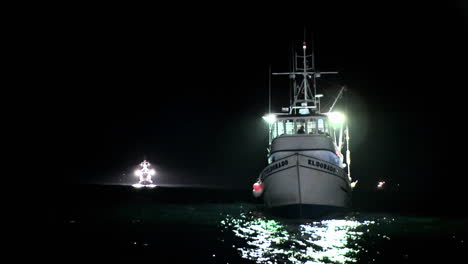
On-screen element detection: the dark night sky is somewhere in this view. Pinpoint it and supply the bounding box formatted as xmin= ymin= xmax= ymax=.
xmin=31 ymin=3 xmax=468 ymax=210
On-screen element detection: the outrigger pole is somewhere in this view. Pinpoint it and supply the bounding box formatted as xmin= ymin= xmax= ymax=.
xmin=328 ymin=86 xmax=346 ymax=113
xmin=326 ymin=85 xmax=354 ymax=183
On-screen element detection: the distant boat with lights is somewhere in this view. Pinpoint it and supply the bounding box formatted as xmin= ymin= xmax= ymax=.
xmin=252 ymin=41 xmax=357 ymax=218
xmin=132 ymin=160 xmax=157 ymax=188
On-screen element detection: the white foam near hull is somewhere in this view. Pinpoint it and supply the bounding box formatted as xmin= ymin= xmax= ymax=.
xmin=261 ymin=154 xmax=351 ymax=217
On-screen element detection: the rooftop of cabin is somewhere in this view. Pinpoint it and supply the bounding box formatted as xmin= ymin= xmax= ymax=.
xmin=273 ymin=112 xmax=328 ymax=119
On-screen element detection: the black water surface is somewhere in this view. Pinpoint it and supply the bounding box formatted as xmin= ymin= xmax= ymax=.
xmin=45 ymin=185 xmax=467 ymax=263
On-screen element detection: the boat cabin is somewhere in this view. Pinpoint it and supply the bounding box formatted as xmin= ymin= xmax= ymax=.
xmin=270 ymin=115 xmax=331 ymax=143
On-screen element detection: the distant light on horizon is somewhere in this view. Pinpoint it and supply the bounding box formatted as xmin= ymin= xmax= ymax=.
xmin=132 ymin=183 xmax=157 ymax=188
xmin=377 ymin=181 xmax=386 ymax=189
xmin=132 ymin=183 xmax=144 ymax=188
xmin=133 ymin=160 xmax=156 ymax=187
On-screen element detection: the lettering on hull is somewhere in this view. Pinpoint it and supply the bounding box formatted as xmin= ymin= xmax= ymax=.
xmin=260 ymin=155 xmax=345 ymax=181
xmin=263 ymin=160 xmax=289 ymax=176
xmin=307 ymin=159 xmax=338 ymax=174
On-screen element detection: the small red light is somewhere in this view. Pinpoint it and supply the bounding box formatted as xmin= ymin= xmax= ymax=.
xmin=253 ymin=182 xmax=263 ymax=191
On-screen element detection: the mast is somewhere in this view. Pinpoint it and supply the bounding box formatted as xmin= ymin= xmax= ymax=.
xmin=302 ymin=42 xmax=308 ymax=103
xmin=289 ymin=41 xmax=294 ymax=108
xmin=272 ymin=41 xmax=338 ymax=114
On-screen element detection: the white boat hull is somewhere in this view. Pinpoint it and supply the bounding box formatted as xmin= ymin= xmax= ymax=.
xmin=261 ymin=153 xmax=351 ymax=218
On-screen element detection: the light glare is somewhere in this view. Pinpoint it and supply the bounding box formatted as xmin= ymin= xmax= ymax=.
xmin=327 ymin=112 xmax=346 ymax=126
xmin=262 ymin=114 xmax=277 ymax=124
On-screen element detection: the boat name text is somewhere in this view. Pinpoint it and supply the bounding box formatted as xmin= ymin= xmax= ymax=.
xmin=263 ymin=160 xmax=289 ymax=175
xmin=308 ymin=159 xmax=338 ymax=174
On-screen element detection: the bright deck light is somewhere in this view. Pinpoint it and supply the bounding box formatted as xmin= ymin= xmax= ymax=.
xmin=327 ymin=112 xmax=346 ymax=127
xmin=262 ymin=114 xmax=277 ymax=124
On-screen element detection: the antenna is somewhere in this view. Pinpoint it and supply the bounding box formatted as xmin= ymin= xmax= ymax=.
xmin=289 ymin=41 xmax=294 ymax=108
xmin=268 ymin=64 xmax=271 ymax=114
xmin=311 ymin=32 xmax=315 ymax=71
xmin=311 ymin=32 xmax=317 ymax=106
xmin=303 ymin=27 xmax=307 ymax=44
xmin=302 ymin=41 xmax=309 ymax=104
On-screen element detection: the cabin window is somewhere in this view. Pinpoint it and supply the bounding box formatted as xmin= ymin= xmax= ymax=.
xmin=316 ymin=118 xmax=331 ymax=135
xmin=271 ymin=120 xmax=285 ymax=140
xmin=285 ymin=119 xmax=295 ymax=134
xmin=307 ymin=119 xmax=316 ymax=134
xmin=318 ymin=118 xmax=325 ymax=134
xmin=325 ymin=120 xmax=330 ymax=134
xmin=296 ymin=119 xmax=306 ymax=134
xmin=271 ymin=121 xmax=277 ymax=139
xmin=277 ymin=120 xmax=285 ymax=137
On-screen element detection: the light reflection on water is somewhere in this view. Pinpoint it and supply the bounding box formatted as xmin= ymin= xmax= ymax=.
xmin=221 ymin=213 xmax=380 ymax=264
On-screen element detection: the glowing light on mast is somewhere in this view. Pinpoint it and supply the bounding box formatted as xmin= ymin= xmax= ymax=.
xmin=132 ymin=160 xmax=156 ymax=188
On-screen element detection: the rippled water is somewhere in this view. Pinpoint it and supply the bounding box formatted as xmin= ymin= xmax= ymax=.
xmin=49 ymin=186 xmax=467 ymax=263
xmin=221 ymin=214 xmax=368 ymax=263
xmin=219 ymin=212 xmax=467 ymax=263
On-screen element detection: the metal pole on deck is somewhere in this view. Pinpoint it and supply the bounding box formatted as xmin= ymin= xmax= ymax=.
xmin=268 ymin=64 xmax=271 ymax=114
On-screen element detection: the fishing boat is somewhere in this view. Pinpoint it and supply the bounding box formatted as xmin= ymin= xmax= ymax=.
xmin=252 ymin=41 xmax=356 ymax=218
